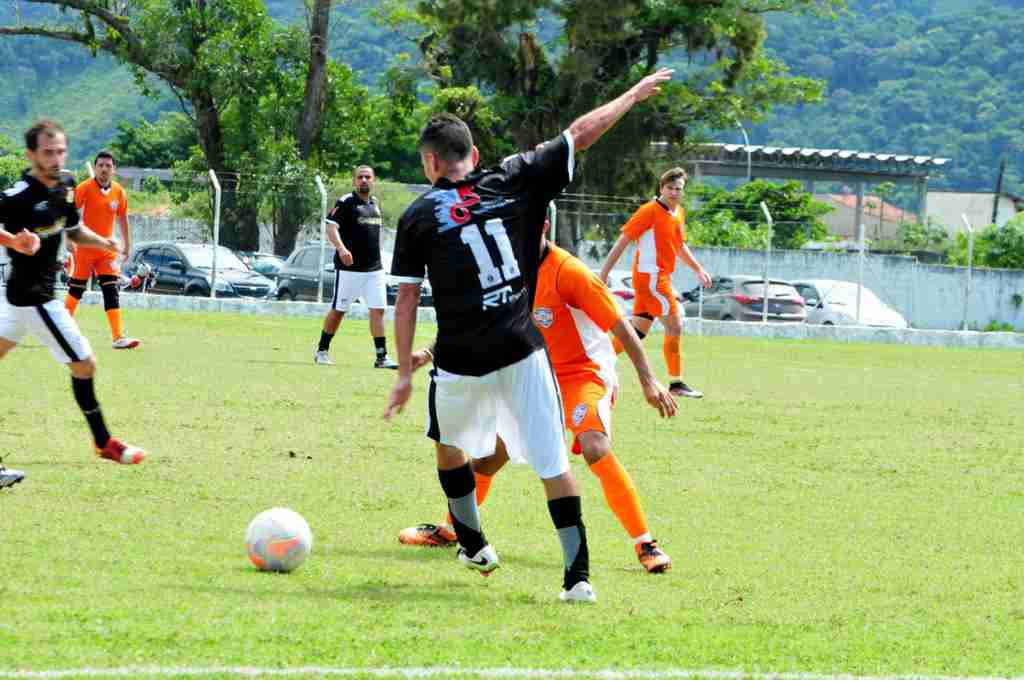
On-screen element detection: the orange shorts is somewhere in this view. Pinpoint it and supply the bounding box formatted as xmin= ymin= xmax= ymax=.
xmin=632 ymin=271 xmax=678 ymax=318
xmin=560 ymin=372 xmax=616 ymax=455
xmin=71 ymin=248 xmax=120 ymax=279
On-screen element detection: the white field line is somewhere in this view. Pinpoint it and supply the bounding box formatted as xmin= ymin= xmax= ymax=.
xmin=0 ymin=667 xmax=1022 ymax=680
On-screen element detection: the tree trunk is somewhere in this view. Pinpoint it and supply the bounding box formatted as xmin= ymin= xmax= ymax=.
xmin=296 ymin=0 xmax=331 ymax=160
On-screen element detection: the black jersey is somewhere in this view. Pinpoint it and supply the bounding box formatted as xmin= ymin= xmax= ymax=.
xmin=0 ymin=170 xmax=80 ymax=306
xmin=326 ymin=192 xmax=383 ymax=272
xmin=392 ymin=131 xmax=575 ymax=376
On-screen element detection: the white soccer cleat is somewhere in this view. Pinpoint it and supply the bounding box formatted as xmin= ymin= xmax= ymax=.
xmin=0 ymin=462 xmax=25 ymax=490
xmin=112 ymin=336 xmax=140 ymax=350
xmin=457 ymin=544 xmax=500 ymax=576
xmin=313 ymin=350 xmax=334 ymax=365
xmin=559 ymin=580 xmax=597 ymax=604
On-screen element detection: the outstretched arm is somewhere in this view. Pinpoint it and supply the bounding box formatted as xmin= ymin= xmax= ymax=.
xmin=609 ymin=318 xmax=677 ymax=418
xmin=568 ymin=69 xmax=674 ymax=153
xmin=384 ymin=282 xmax=422 ymax=419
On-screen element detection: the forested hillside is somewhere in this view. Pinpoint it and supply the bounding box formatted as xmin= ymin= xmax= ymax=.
xmin=758 ymin=0 xmax=1024 ymax=193
xmin=1 ymin=0 xmax=1021 ymax=194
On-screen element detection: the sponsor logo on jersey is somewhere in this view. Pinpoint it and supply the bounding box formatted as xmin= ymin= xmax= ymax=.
xmin=110 ymin=200 xmax=119 ymax=213
xmin=432 ymin=187 xmax=480 ymax=231
xmin=572 ymin=403 xmax=588 ymax=427
xmin=533 ymin=307 xmax=554 ymax=328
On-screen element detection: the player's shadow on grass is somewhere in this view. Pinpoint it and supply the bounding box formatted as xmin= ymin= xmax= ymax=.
xmin=242 ymin=359 xmax=315 ymax=366
xmin=184 ymin=576 xmax=484 ymax=604
xmin=322 ymin=544 xmax=559 ymax=572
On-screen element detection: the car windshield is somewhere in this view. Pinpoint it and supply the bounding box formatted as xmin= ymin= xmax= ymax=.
xmin=178 ymin=245 xmax=248 ymax=270
xmin=742 ymin=281 xmax=800 ymax=297
xmin=822 ymin=282 xmax=884 ymax=307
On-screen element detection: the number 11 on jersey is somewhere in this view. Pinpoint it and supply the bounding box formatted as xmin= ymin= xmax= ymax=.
xmin=460 ymin=218 xmax=521 ymax=289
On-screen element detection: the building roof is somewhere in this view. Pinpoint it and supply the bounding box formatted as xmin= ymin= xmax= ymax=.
xmin=712 ymin=144 xmax=950 ymax=168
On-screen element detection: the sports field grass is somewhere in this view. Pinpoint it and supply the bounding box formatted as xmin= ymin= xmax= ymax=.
xmin=1 ymin=308 xmax=1022 ymax=678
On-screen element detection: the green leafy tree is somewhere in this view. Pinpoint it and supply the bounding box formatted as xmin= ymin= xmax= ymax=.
xmin=1 ymin=0 xmax=339 ymax=253
xmin=948 ymin=215 xmax=1024 ymax=270
xmin=108 ymin=112 xmax=197 ymax=168
xmin=690 ymin=179 xmax=831 ymax=249
xmin=384 ymin=0 xmax=843 ymax=250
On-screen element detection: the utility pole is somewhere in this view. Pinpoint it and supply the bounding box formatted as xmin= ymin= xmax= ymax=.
xmin=992 ymin=157 xmax=1006 ymax=226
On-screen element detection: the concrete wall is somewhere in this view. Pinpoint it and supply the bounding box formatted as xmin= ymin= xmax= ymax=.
xmin=71 ymin=290 xmax=1024 ymax=350
xmin=578 ymin=243 xmax=1024 ymax=331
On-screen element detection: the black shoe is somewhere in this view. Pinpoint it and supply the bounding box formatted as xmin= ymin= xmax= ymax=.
xmin=669 ymin=381 xmax=703 ymax=399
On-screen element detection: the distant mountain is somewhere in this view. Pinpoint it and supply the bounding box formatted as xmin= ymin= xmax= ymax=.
xmin=2 ymin=0 xmax=1021 ymax=194
xmin=758 ymin=0 xmax=1024 ymax=193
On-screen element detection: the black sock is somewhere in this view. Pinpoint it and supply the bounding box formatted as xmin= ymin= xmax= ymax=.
xmin=438 ymin=463 xmax=485 ymax=555
xmin=548 ymin=496 xmax=589 ymax=590
xmin=71 ymin=377 xmax=111 ymax=448
xmin=318 ymin=331 xmax=334 ymax=352
xmin=373 ymin=336 xmax=387 ymax=358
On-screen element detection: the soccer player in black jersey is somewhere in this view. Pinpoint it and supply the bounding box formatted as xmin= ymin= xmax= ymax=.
xmin=314 ymin=165 xmax=398 ymax=369
xmin=0 ymin=120 xmax=146 ymax=488
xmin=385 ymin=68 xmax=674 ymax=602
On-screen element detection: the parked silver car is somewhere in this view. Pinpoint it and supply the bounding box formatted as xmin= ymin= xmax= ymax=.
xmin=791 ymin=279 xmax=908 ymax=328
xmin=681 ymin=275 xmax=807 ymax=322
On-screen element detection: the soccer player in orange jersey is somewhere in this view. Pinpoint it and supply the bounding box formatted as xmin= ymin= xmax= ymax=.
xmin=64 ymin=151 xmax=139 ymax=350
xmin=399 ymin=218 xmax=679 ymax=573
xmin=599 ymin=167 xmax=711 ymax=399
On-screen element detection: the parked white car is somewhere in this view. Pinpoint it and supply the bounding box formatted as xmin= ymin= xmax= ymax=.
xmin=791 ymin=279 xmax=908 ymax=328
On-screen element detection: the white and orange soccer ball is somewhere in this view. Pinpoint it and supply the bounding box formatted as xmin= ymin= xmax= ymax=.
xmin=245 ymin=508 xmax=313 ymax=573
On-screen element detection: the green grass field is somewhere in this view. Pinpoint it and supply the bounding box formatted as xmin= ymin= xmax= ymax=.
xmin=1 ymin=308 xmax=1023 ymax=678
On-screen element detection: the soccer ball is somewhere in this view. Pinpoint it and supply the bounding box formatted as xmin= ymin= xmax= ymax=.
xmin=245 ymin=508 xmax=313 ymax=573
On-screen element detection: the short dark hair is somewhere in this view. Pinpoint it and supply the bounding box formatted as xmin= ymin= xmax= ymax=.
xmin=353 ymin=164 xmax=374 ymax=177
xmin=659 ymin=167 xmax=688 ymax=188
xmin=418 ymin=114 xmax=473 ymax=163
xmin=25 ymin=119 xmax=65 ymax=151
xmin=94 ymin=150 xmax=116 ymax=165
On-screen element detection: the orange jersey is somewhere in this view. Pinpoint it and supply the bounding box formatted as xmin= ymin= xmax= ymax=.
xmin=532 ymin=244 xmax=621 ymax=383
xmin=622 ymin=199 xmax=686 ymax=275
xmin=75 ymin=178 xmax=128 ymax=239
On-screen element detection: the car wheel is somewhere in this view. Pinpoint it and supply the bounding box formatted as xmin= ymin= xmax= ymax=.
xmin=185 ymin=285 xmax=207 ymax=297
xmin=277 ymin=288 xmax=296 ymax=301
xmin=721 ymin=315 xmax=734 ymax=322
xmin=823 ymin=321 xmax=834 ymax=326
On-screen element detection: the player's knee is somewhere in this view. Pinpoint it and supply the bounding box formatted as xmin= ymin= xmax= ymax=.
xmin=99 ymin=275 xmax=120 ymax=310
xmin=69 ymin=355 xmax=97 ymax=379
xmin=579 ymin=431 xmax=612 ymax=465
xmin=633 ymin=325 xmax=647 ymax=340
xmin=663 ymin=315 xmax=682 ymax=335
xmin=67 ymin=278 xmax=88 ymax=300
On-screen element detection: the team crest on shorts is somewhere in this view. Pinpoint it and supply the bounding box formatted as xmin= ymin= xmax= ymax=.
xmin=533 ymin=307 xmax=554 ymax=328
xmin=571 ymin=403 xmax=588 ymax=426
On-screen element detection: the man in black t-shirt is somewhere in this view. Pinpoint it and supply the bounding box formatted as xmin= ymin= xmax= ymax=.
xmin=313 ymin=165 xmax=397 ymax=369
xmin=0 ymin=120 xmax=147 ymax=488
xmin=384 ymin=68 xmax=675 ymax=602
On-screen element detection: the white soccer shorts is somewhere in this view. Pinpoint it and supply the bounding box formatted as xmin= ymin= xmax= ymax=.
xmin=0 ymin=297 xmax=93 ymax=364
xmin=426 ymin=349 xmax=570 ymax=479
xmin=331 ymin=269 xmax=387 ymax=312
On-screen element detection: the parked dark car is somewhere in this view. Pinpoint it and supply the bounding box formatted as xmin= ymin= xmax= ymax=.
xmin=274 ymin=245 xmax=432 ymax=306
xmin=123 ymin=241 xmax=275 ymax=298
xmin=681 ymin=274 xmax=807 ymax=322
xmin=237 ymin=251 xmax=286 ymax=280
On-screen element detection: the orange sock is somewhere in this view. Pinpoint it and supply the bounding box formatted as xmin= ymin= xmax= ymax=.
xmin=447 ymin=472 xmax=494 ymax=526
xmin=589 ymin=453 xmax=649 ymax=541
xmin=664 ymin=335 xmax=682 ymax=380
xmin=64 ymin=295 xmax=79 ymax=315
xmin=106 ymin=308 xmax=123 ymax=340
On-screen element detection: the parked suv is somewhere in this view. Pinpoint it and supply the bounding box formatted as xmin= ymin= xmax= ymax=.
xmin=274 ymin=245 xmax=432 ymax=306
xmin=681 ymin=274 xmax=806 ymax=322
xmin=123 ymin=241 xmax=275 ymax=298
